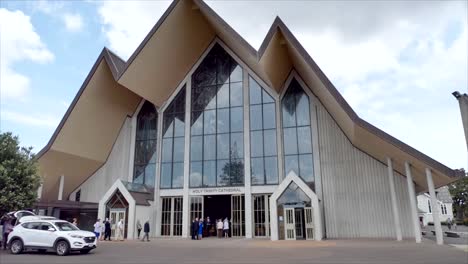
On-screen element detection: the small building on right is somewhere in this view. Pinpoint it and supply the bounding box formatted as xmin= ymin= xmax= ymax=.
xmin=417 ymin=186 xmax=453 ymax=226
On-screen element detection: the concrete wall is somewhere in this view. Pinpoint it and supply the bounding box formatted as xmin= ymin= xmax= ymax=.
xmin=317 ymin=103 xmax=414 ymax=238
xmin=70 ymin=117 xmax=133 ymax=202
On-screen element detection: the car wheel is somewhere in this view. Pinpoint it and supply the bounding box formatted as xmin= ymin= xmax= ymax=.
xmin=80 ymin=249 xmax=91 ymax=254
xmin=55 ymin=240 xmax=69 ymax=256
xmin=10 ymin=239 xmax=23 ymax=254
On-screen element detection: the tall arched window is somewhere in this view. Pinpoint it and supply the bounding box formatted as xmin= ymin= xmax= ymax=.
xmin=281 ymin=78 xmax=314 ymax=190
xmin=133 ymin=101 xmax=158 ymax=187
xmin=190 ymin=44 xmax=244 ymax=187
xmin=161 ymin=86 xmax=186 ymax=189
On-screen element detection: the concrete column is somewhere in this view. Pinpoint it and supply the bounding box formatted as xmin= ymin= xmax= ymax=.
xmin=243 ymin=68 xmax=253 ymax=238
xmin=57 ymin=175 xmax=64 ymax=200
xmin=426 ymin=168 xmax=443 ymax=245
xmin=182 ymin=80 xmax=191 ymax=238
xmin=153 ymin=111 xmax=164 ymax=237
xmin=405 ymin=161 xmax=421 ymax=243
xmin=387 ymin=157 xmax=402 ymax=241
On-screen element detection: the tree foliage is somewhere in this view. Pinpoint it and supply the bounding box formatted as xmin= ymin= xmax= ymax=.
xmin=449 ymin=174 xmax=468 ymax=220
xmin=0 ymin=132 xmax=41 ymax=216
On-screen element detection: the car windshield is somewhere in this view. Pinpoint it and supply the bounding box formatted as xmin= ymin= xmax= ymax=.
xmin=54 ymin=222 xmax=79 ymax=231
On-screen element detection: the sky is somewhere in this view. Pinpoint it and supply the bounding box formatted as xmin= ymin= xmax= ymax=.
xmin=0 ymin=0 xmax=467 ymax=171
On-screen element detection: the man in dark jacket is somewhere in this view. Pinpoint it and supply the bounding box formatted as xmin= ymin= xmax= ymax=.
xmin=191 ymin=217 xmax=198 ymax=240
xmin=104 ymin=218 xmax=112 ymax=241
xmin=142 ymin=219 xmax=150 ymax=242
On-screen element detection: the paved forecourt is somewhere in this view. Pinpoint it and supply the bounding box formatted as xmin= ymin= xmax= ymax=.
xmin=1 ymin=238 xmax=467 ymax=264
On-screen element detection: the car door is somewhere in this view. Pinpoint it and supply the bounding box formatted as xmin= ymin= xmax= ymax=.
xmin=37 ymin=222 xmax=58 ymax=247
xmin=22 ymin=222 xmax=42 ymax=246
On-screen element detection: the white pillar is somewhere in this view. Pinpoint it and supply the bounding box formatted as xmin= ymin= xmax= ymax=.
xmin=270 ymin=195 xmax=278 ymax=240
xmin=405 ymin=162 xmax=421 ymax=243
xmin=182 ymin=79 xmax=192 ymax=238
xmin=426 ymin=168 xmax=443 ymax=245
xmin=243 ymin=68 xmax=252 ymax=238
xmin=153 ymin=111 xmax=164 ymax=237
xmin=387 ymin=158 xmax=402 ymax=241
xmin=57 ymin=175 xmax=64 ymax=200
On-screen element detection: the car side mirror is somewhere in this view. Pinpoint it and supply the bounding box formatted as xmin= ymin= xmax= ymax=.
xmin=48 ymin=228 xmax=55 ymax=232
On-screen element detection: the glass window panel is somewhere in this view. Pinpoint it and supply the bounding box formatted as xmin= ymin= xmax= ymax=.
xmin=133 ymin=166 xmax=145 ymax=184
xmin=190 ymin=162 xmax=202 ymax=187
xmin=282 ymin=94 xmax=296 ymax=127
xmin=203 ymin=110 xmax=216 ymax=134
xmin=162 ymin=138 xmax=173 ymax=162
xmin=230 ymin=132 xmax=243 ymax=159
xmin=160 ymin=163 xmax=172 ymax=188
xmin=217 ymin=84 xmax=230 ymax=108
xmin=217 ymin=53 xmax=231 ymax=85
xmin=250 ymin=105 xmax=262 ymax=131
xmin=283 ymin=128 xmax=298 ymax=155
xmin=173 ymin=113 xmax=185 ymax=137
xmin=203 ymin=135 xmax=216 ymax=160
xmin=190 ymin=136 xmax=202 ymax=161
xmin=203 ymin=161 xmax=216 ymax=187
xmin=173 ymin=137 xmax=185 ymax=162
xmin=191 ymin=111 xmax=203 ymax=135
xmin=134 ymin=141 xmax=146 ymax=165
xmin=263 ymin=129 xmax=277 ymax=156
xmin=230 ymin=107 xmax=243 ymax=132
xmin=230 ymin=82 xmax=243 ymax=107
xmin=262 ymin=103 xmax=276 ymax=129
xmin=262 ymin=89 xmax=274 ymax=103
xmin=249 ymin=77 xmax=262 ymax=105
xmin=230 ymin=158 xmax=244 ymax=185
xmin=296 ymin=92 xmax=310 ymax=126
xmin=217 ymin=108 xmax=229 ymax=133
xmin=299 ymin=154 xmax=314 ymax=182
xmin=163 ymin=115 xmax=174 ymax=138
xmin=284 ymin=155 xmax=299 ymax=178
xmin=217 ymin=159 xmax=230 ymax=186
xmin=251 ymin=157 xmax=264 ymax=185
xmin=230 ymin=65 xmax=243 ymax=83
xmin=144 ymin=163 xmax=156 ymax=187
xmin=297 ymin=126 xmax=312 ymax=154
xmin=250 ymin=131 xmax=263 ymax=158
xmin=193 ymin=51 xmax=216 ymax=88
xmin=195 ymin=86 xmax=216 ymax=110
xmin=217 ymin=134 xmax=229 ymax=159
xmin=265 ymin=157 xmax=278 ymax=184
xmin=148 ymin=140 xmax=157 ymax=164
xmin=172 ymin=162 xmax=184 ymax=188
xmin=174 ymin=87 xmax=186 ymax=113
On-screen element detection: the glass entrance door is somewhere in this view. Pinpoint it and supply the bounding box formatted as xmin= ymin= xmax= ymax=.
xmin=294 ymin=208 xmax=304 ymax=239
xmin=231 ymin=195 xmax=245 ymax=237
xmin=110 ymin=209 xmax=126 ymax=239
xmin=304 ymin=207 xmax=314 ymax=240
xmin=284 ymin=208 xmax=296 ymax=240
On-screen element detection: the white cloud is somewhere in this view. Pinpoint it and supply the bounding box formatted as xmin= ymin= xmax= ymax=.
xmin=1 ymin=110 xmax=60 ymax=128
xmin=95 ymin=1 xmax=467 ymax=169
xmin=0 ymin=8 xmax=54 ymax=101
xmin=62 ymin=13 xmax=83 ymax=32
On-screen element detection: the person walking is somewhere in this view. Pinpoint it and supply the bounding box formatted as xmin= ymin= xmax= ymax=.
xmin=136 ymin=220 xmax=142 ymax=239
xmin=223 ymin=218 xmax=229 ymax=238
xmin=217 ymin=219 xmax=223 ymax=238
xmin=2 ymin=217 xmax=13 ymax=250
xmin=100 ymin=220 xmax=106 ymax=241
xmin=141 ymin=219 xmax=150 ymax=242
xmin=104 ymin=218 xmax=112 ymax=241
xmin=447 ymin=218 xmax=452 ymax=230
xmin=206 ymin=216 xmax=211 ymax=237
xmin=93 ymin=219 xmax=101 ymax=238
xmin=116 ymin=219 xmax=124 ymax=241
xmin=198 ymin=218 xmax=204 ymax=240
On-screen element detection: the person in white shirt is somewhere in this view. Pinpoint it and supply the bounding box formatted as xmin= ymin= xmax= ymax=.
xmin=223 ymin=218 xmax=229 ymax=238
xmin=93 ymin=219 xmax=101 ymax=238
xmin=217 ymin=219 xmax=223 ymax=238
xmin=100 ymin=220 xmax=106 ymax=241
xmin=116 ymin=219 xmax=125 ymax=241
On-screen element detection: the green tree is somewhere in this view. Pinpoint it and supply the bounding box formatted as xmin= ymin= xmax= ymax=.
xmin=449 ymin=174 xmax=468 ymax=221
xmin=0 ymin=132 xmax=41 ymax=216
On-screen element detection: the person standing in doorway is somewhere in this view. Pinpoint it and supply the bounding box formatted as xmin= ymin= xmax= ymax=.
xmin=142 ymin=219 xmax=150 ymax=242
xmin=136 ymin=220 xmax=142 ymax=239
xmin=116 ymin=219 xmax=124 ymax=241
xmin=217 ymin=219 xmax=223 ymax=238
xmin=104 ymin=218 xmax=112 ymax=241
xmin=198 ymin=218 xmax=204 ymax=240
xmin=191 ymin=218 xmax=198 ymax=240
xmin=93 ymin=219 xmax=101 ymax=238
xmin=223 ymin=218 xmax=229 ymax=238
xmin=100 ymin=220 xmax=106 ymax=241
xmin=206 ymin=216 xmax=211 ymax=237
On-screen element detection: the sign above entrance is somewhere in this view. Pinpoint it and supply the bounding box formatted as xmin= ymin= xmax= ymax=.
xmin=189 ymin=187 xmax=245 ymax=195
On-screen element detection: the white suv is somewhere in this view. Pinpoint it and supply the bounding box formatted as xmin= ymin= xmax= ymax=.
xmin=7 ymin=219 xmax=97 ymax=256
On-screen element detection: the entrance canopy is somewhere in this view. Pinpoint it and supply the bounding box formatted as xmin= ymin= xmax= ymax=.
xmin=270 ymin=171 xmax=322 ymax=240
